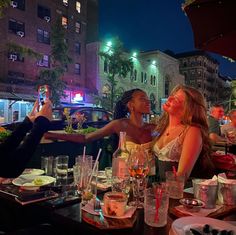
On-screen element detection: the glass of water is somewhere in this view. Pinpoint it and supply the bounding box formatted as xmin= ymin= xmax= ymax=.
xmin=55 ymin=155 xmax=69 ymax=185
xmin=144 ymin=184 xmax=169 ymax=227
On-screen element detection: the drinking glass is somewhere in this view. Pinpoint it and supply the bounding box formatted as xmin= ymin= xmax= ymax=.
xmin=55 ymin=155 xmax=69 ymax=185
xmin=82 ymin=160 xmax=99 ymax=205
xmin=128 ymin=147 xmax=149 ymax=208
xmin=144 ymin=184 xmax=169 ymax=227
xmin=41 ymin=156 xmax=54 ymax=176
xmin=111 ymin=176 xmax=131 ymax=198
xmin=105 ymin=167 xmax=112 ymax=184
xmin=165 ymin=171 xmax=185 ymax=199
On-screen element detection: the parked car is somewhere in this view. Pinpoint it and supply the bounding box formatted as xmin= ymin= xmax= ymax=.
xmin=50 ymin=106 xmax=113 ymax=130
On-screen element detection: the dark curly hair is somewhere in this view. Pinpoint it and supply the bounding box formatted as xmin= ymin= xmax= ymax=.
xmin=111 ymin=88 xmax=144 ymax=151
xmin=113 ymin=88 xmax=143 ymax=120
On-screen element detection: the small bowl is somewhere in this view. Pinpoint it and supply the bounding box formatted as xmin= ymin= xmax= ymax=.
xmin=179 ymin=198 xmax=205 ymax=212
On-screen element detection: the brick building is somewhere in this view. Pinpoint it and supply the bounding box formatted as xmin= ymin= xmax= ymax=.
xmin=0 ymin=0 xmax=98 ymax=123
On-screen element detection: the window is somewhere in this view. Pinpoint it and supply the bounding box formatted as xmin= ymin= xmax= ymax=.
xmin=8 ymin=70 xmax=24 ymax=79
xmin=9 ymin=19 xmax=25 ymax=36
xmin=62 ymin=16 xmax=68 ymax=28
xmin=164 ymin=80 xmax=170 ymax=97
xmin=20 ymin=103 xmax=26 ymax=118
xmin=144 ymin=73 xmax=147 ymax=84
xmin=134 ymin=69 xmax=137 ymax=81
xmin=37 ymin=55 xmax=50 ymax=67
xmin=75 ymin=63 xmax=80 ymax=74
xmin=8 ymin=52 xmax=24 ymax=62
xmin=141 ymin=72 xmax=144 ymax=83
xmin=153 ymin=76 xmax=156 ymax=86
xmin=104 ymin=60 xmax=108 ymax=73
xmin=63 ymin=0 xmax=68 ymax=6
xmin=37 ymin=29 xmax=50 ymax=44
xmin=75 ymin=21 xmax=81 ymax=33
xmin=37 ymin=5 xmax=51 ymax=21
xmin=76 ymin=1 xmax=81 ymax=13
xmin=10 ymin=0 xmax=25 ymax=10
xmin=75 ymin=42 xmax=81 ymax=55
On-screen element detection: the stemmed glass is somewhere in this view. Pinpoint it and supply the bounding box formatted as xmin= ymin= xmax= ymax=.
xmin=127 ymin=146 xmax=149 ymax=208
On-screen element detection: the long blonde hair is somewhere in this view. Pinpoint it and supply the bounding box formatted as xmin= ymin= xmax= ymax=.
xmin=156 ymin=85 xmax=211 ymax=158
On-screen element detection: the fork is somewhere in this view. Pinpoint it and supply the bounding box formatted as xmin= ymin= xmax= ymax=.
xmin=94 ymin=198 xmax=107 ymax=225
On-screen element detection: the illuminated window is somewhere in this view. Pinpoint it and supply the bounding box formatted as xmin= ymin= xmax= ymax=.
xmin=75 ymin=42 xmax=81 ymax=54
xmin=75 ymin=21 xmax=81 ymax=33
xmin=62 ymin=16 xmax=68 ymax=28
xmin=76 ymin=1 xmax=81 ymax=13
xmin=144 ymin=73 xmax=147 ymax=84
xmin=37 ymin=55 xmax=50 ymax=68
xmin=75 ymin=63 xmax=80 ymax=74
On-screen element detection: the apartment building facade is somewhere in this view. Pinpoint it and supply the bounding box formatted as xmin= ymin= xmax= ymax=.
xmin=175 ymin=51 xmax=231 ymax=106
xmin=0 ymin=0 xmax=98 ymax=123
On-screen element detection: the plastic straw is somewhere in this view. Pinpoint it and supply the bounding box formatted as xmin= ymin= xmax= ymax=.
xmin=86 ymin=148 xmax=102 ymax=191
xmin=172 ymin=166 xmax=177 ymax=178
xmin=82 ymin=146 xmax=86 ymax=162
xmin=154 ymin=187 xmax=163 ymax=222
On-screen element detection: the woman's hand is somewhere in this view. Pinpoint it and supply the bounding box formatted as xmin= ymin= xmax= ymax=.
xmin=28 ymin=99 xmax=52 ymax=122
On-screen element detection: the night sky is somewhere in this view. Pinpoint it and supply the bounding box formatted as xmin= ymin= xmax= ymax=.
xmin=99 ymin=0 xmax=236 ymax=78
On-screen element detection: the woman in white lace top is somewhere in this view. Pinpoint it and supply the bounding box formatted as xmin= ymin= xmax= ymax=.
xmin=153 ymin=85 xmax=211 ymax=181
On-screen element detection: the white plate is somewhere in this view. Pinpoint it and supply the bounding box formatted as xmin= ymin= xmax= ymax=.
xmin=22 ymin=168 xmax=45 ymax=176
xmin=12 ymin=175 xmax=56 ymax=189
xmin=170 ymin=216 xmax=236 ymax=235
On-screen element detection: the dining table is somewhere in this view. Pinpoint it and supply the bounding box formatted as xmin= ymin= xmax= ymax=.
xmin=0 ymin=181 xmax=235 ymax=235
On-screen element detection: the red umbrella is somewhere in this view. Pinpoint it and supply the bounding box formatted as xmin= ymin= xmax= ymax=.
xmin=183 ymin=0 xmax=236 ymax=60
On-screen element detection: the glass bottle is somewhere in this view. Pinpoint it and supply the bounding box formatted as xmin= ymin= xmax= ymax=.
xmin=112 ymin=132 xmax=129 ymax=178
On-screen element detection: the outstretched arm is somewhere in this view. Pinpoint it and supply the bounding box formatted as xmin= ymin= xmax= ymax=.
xmin=177 ymin=126 xmax=202 ymax=179
xmin=44 ymin=119 xmax=119 ymax=143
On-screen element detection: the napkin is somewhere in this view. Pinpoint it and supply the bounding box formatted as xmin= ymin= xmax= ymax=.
xmin=82 ymin=200 xmax=100 ymax=216
xmin=199 ymin=175 xmax=218 ymax=185
xmin=218 ymin=173 xmax=236 ymax=184
xmin=174 ymin=204 xmax=223 ymax=217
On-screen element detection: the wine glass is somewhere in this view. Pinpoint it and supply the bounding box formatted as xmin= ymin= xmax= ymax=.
xmin=128 ymin=146 xmax=149 ymax=208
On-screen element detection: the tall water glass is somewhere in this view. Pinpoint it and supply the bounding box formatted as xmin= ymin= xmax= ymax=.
xmin=41 ymin=156 xmax=54 ymax=176
xmin=144 ymin=184 xmax=169 ymax=227
xmin=55 ymin=155 xmax=69 ymax=185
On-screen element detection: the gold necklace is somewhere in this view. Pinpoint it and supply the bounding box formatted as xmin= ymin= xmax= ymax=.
xmin=165 ymin=124 xmax=182 ymax=136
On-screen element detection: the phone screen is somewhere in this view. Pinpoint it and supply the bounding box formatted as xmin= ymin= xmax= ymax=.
xmin=38 ymin=85 xmax=49 ymax=109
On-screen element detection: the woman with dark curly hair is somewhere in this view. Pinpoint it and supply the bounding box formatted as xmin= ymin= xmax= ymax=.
xmin=45 ymin=88 xmax=156 ymax=146
xmin=153 ymin=85 xmax=212 ymax=180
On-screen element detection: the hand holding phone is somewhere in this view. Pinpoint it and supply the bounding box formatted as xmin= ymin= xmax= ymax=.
xmin=38 ymin=85 xmax=50 ymax=107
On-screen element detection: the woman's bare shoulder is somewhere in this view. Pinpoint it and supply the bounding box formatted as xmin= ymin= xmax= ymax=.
xmin=186 ymin=125 xmax=201 ymax=135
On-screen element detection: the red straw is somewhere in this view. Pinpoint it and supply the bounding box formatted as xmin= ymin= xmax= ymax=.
xmin=154 ymin=188 xmax=163 ymax=223
xmin=172 ymin=166 xmax=177 ymax=178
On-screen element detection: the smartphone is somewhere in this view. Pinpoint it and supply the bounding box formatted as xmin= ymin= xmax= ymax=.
xmin=38 ymin=85 xmax=50 ymax=108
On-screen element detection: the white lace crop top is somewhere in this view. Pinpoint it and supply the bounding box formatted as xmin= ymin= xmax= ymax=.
xmin=153 ymin=127 xmax=188 ymax=162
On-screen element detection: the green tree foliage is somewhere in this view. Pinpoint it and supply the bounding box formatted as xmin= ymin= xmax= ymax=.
xmin=0 ymin=0 xmax=10 ymax=18
xmin=7 ymin=42 xmax=42 ymax=59
xmin=98 ymin=37 xmax=133 ymax=110
xmin=37 ymin=17 xmax=72 ymax=106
